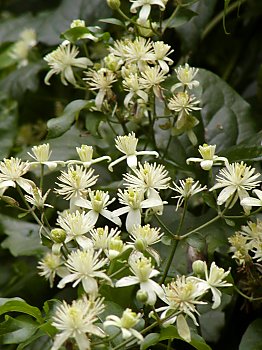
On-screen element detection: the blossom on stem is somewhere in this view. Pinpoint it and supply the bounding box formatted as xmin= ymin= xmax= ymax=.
xmin=152 ymin=41 xmax=174 ymax=72
xmin=186 ymin=144 xmax=228 ymax=171
xmin=104 ymin=308 xmax=143 ymax=342
xmin=25 ymin=187 xmax=53 ymax=209
xmin=130 ymin=0 xmax=166 ymax=22
xmin=51 ymin=296 xmax=105 ymax=350
xmin=171 ymin=177 xmax=206 ymax=210
xmin=124 ymin=37 xmax=155 ymax=71
xmin=139 ymin=65 xmax=167 ymax=98
xmin=0 ymin=157 xmax=34 ymax=194
xmin=108 ymin=132 xmax=159 ymax=171
xmin=189 ymin=261 xmax=232 ymax=309
xmin=168 ymin=91 xmax=201 ymax=116
xmin=74 ymin=144 xmax=111 ymax=167
xmin=240 ymin=189 xmax=262 ymax=209
xmin=209 ymin=161 xmax=261 ymax=212
xmin=112 ymin=187 xmax=162 ymax=232
xmin=116 ymin=252 xmax=163 ymax=304
xmin=58 ymin=248 xmax=111 ymax=295
xmin=123 ymin=73 xmax=148 ymax=108
xmin=57 ymin=210 xmax=94 ymax=249
xmin=28 ymin=143 xmax=59 ymax=170
xmin=55 ymin=165 xmax=98 ymax=209
xmin=84 ymin=68 xmax=116 ymax=110
xmin=172 ymin=63 xmax=199 ymax=91
xmin=75 ymin=189 xmax=121 ymax=226
xmin=44 ymin=43 xmax=92 ymax=85
xmin=38 ymin=252 xmax=66 ymax=288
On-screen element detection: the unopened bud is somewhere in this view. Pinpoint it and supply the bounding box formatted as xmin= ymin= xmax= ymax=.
xmin=51 ymin=228 xmax=66 ymax=243
xmin=106 ymin=0 xmax=121 ymax=10
xmin=192 ymin=260 xmax=206 ymax=277
xmin=136 ymin=289 xmax=148 ymax=304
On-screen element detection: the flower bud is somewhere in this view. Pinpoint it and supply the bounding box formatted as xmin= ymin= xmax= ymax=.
xmin=192 ymin=260 xmax=206 ymax=277
xmin=136 ymin=289 xmax=148 ymax=304
xmin=106 ymin=0 xmax=121 ymax=10
xmin=134 ymin=238 xmax=146 ymax=252
xmin=51 ymin=228 xmax=66 ymax=243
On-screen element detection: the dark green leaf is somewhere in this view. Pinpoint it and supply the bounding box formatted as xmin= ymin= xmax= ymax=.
xmin=100 ymin=18 xmax=126 ymax=27
xmin=0 ymin=62 xmax=43 ymax=99
xmin=85 ymin=110 xmax=106 ymax=136
xmin=0 ymin=298 xmax=43 ymax=323
xmin=239 ymin=319 xmax=262 ymax=350
xmin=164 ymin=8 xmax=198 ymax=29
xmin=0 ymin=96 xmax=18 ymax=158
xmin=197 ymin=69 xmax=255 ymax=150
xmin=0 ymin=315 xmax=38 ymax=344
xmin=140 ymin=333 xmax=160 ymax=350
xmin=47 ymin=99 xmax=91 ymax=139
xmin=0 ymin=214 xmax=45 ymax=256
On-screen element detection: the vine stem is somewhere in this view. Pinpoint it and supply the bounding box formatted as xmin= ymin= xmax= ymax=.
xmin=234 ymin=285 xmax=262 ymax=302
xmin=160 ymin=200 xmax=188 ymax=285
xmin=201 ymin=0 xmax=247 ymax=40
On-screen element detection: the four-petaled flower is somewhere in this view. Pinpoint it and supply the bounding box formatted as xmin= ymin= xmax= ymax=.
xmin=187 ymin=144 xmax=228 ymax=171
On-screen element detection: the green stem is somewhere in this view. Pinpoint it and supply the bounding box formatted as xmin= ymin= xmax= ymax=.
xmin=234 ymin=285 xmax=262 ymax=302
xmin=201 ymin=0 xmax=247 ymax=40
xmin=40 ymin=164 xmax=44 ymax=191
xmin=179 ymin=214 xmax=220 ymax=240
xmin=160 ymin=201 xmax=187 ymax=284
xmin=109 ymin=265 xmax=128 ymax=278
xmin=162 ymin=5 xmax=180 ymax=34
xmin=153 ymin=214 xmax=176 ymax=238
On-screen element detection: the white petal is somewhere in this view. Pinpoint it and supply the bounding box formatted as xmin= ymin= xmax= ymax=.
xmin=126 ymin=209 xmax=141 ymax=233
xmin=115 ymin=276 xmax=139 ymax=287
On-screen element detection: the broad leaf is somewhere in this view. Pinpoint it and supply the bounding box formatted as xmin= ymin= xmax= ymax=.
xmin=140 ymin=333 xmax=160 ymax=350
xmin=0 ymin=214 xmax=45 ymax=256
xmin=163 ymin=8 xmax=198 ymax=29
xmin=239 ymin=319 xmax=262 ymax=350
xmin=0 ymin=298 xmax=43 ymax=323
xmin=47 ymin=99 xmax=91 ymax=139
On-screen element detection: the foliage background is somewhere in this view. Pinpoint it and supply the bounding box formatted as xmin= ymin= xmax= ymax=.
xmin=0 ymin=0 xmax=262 ymax=349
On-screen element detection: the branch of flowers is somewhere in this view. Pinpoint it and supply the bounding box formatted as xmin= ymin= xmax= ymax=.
xmin=160 ymin=200 xmax=188 ymax=284
xmin=201 ymin=0 xmax=247 ymax=40
xmin=16 ymin=186 xmax=50 ymax=237
xmin=234 ymin=285 xmax=262 ymax=302
xmin=153 ymin=214 xmax=176 ymax=238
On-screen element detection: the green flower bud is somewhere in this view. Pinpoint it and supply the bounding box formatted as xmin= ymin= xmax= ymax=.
xmin=51 ymin=228 xmax=66 ymax=243
xmin=192 ymin=260 xmax=206 ymax=277
xmin=136 ymin=289 xmax=148 ymax=304
xmin=134 ymin=238 xmax=146 ymax=252
xmin=106 ymin=0 xmax=120 ymax=10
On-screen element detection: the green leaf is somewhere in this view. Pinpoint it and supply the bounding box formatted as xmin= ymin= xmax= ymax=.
xmin=85 ymin=110 xmax=106 ymax=136
xmin=199 ymin=310 xmax=225 ymax=343
xmin=164 ymin=8 xmax=198 ymax=29
xmin=140 ymin=333 xmax=160 ymax=350
xmin=61 ymin=26 xmax=110 ymax=44
xmin=0 ymin=214 xmax=45 ymax=256
xmin=100 ymin=18 xmax=125 ymax=27
xmin=0 ymin=95 xmax=18 ymax=158
xmin=197 ymin=69 xmax=255 ymax=150
xmin=47 ymin=99 xmax=91 ymax=139
xmin=0 ymin=62 xmax=43 ymax=99
xmin=0 ymin=298 xmax=43 ymax=323
xmin=239 ymin=319 xmax=262 ymax=350
xmin=0 ymin=315 xmax=38 ymax=345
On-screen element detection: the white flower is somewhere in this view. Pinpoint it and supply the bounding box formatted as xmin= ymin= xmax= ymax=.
xmin=171 ymin=177 xmax=206 ymax=210
xmin=152 ymin=41 xmax=174 ymax=72
xmin=75 ymin=189 xmax=121 ymax=226
xmin=58 ymin=248 xmax=111 ymax=295
xmin=55 ymin=165 xmax=98 ymax=209
xmin=84 ymin=68 xmax=116 ymax=110
xmin=129 ymin=224 xmax=163 ymax=264
xmin=106 ymin=236 xmax=131 ymax=260
xmin=51 ymin=296 xmax=105 ymax=350
xmin=241 ymin=189 xmax=262 ymax=208
xmin=186 ymin=144 xmax=228 ymax=171
xmin=108 ymin=132 xmax=159 ymax=171
xmin=124 ymin=37 xmax=155 ymax=71
xmin=104 ymin=308 xmax=143 ymax=342
xmin=130 ymin=0 xmax=166 ymax=22
xmin=172 ymin=63 xmax=199 ymax=91
xmin=44 ymin=43 xmax=92 ymax=85
xmin=156 ymin=276 xmax=207 ymax=326
xmin=228 ymin=233 xmax=251 ymax=265
xmin=209 ymin=161 xmax=261 ymax=212
xmin=168 ymin=91 xmax=201 ymax=116
xmin=38 ymin=252 xmax=66 ymax=288
xmin=25 ymin=187 xmax=53 ymax=209
xmin=112 ymin=187 xmax=162 ymax=232
xmin=90 ymin=226 xmax=120 ymax=250
xmin=57 ymin=210 xmax=94 ymax=249
xmin=0 ymin=157 xmax=34 ymax=194
xmin=116 ymin=252 xmax=163 ymax=305
xmin=74 ymin=144 xmax=111 ymax=167
xmin=139 ymin=65 xmax=167 ymax=98
xmin=123 ymin=73 xmax=148 ymax=108
xmin=28 ymin=143 xmax=58 ymax=170
xmin=189 ymin=261 xmax=232 ymax=309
